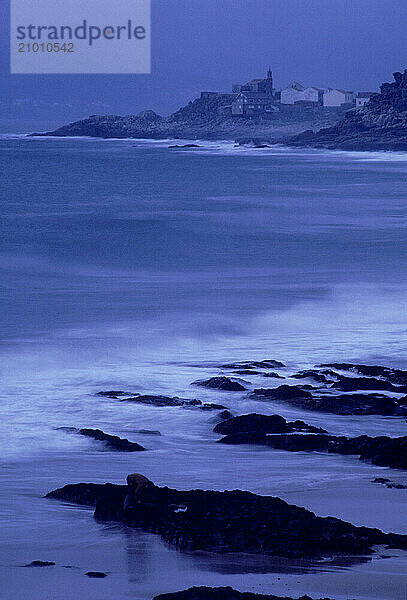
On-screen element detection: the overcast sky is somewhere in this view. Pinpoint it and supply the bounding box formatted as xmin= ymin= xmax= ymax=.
xmin=1 ymin=0 xmax=407 ymax=132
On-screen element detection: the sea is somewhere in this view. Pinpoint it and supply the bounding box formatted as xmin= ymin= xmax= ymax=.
xmin=0 ymin=135 xmax=406 ymax=600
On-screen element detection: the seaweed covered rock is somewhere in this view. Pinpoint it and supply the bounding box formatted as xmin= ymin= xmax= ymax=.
xmin=46 ymin=480 xmax=407 ymax=558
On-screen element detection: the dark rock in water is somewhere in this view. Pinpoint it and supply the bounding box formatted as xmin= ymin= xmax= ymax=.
xmin=319 ymin=369 xmax=342 ymax=379
xmin=78 ymin=429 xmax=146 ymax=452
xmin=291 ymin=370 xmax=333 ymax=384
xmin=372 ymin=477 xmax=407 ymax=489
xmin=220 ymin=360 xmax=286 ymax=370
xmin=23 ymin=560 xmax=56 ymax=567
xmin=97 ymin=390 xmax=130 ymax=398
xmin=232 ymin=369 xmax=263 ymax=375
xmin=153 ymin=586 xmax=332 ymax=600
xmin=320 ymin=363 xmax=407 ymax=386
xmin=168 ymin=144 xmax=200 ymax=148
xmin=46 ymin=480 xmax=407 ymax=558
xmin=262 ymin=372 xmax=285 ymax=379
xmin=252 ymin=385 xmax=407 ymax=416
xmin=297 ymin=384 xmax=320 ymax=391
xmin=331 ymin=376 xmax=405 ymax=393
xmin=56 ymin=426 xmax=78 ymax=433
xmin=192 ymin=377 xmax=246 ymax=391
xmin=309 ymin=393 xmax=406 ymax=416
xmin=214 ymin=413 xmax=326 ymax=436
xmin=373 ymin=477 xmax=391 ymax=484
xmin=265 ymin=434 xmax=334 ymax=452
xmin=219 ymin=431 xmax=407 ymax=470
xmin=219 ymin=433 xmax=332 ymax=450
xmin=134 ymin=429 xmax=162 ymax=436
xmin=251 ymin=385 xmax=312 ymax=401
xmin=219 ymin=431 xmax=270 ymax=445
xmin=121 ymin=394 xmax=201 ymax=408
xmin=199 ymin=403 xmax=228 ymax=411
xmin=85 ymin=571 xmax=107 ymax=578
xmin=208 ymin=410 xmax=234 ymax=425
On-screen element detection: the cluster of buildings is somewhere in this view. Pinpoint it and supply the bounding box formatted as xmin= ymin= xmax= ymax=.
xmin=201 ymin=69 xmax=375 ymax=117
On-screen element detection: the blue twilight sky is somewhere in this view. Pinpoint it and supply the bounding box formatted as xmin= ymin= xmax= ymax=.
xmin=1 ymin=0 xmax=407 ymax=132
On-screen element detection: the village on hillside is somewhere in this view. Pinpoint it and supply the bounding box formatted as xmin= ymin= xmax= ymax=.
xmin=200 ymin=68 xmax=376 ymax=116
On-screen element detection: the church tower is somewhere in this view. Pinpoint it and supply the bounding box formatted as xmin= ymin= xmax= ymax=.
xmin=265 ymin=67 xmax=273 ymax=96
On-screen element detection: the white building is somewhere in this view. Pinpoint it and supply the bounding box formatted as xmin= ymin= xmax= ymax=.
xmin=301 ymin=87 xmax=325 ymax=104
xmin=281 ymin=82 xmax=305 ymax=104
xmin=355 ymin=92 xmax=375 ymax=107
xmin=323 ymin=89 xmax=355 ymax=107
xmin=281 ymin=82 xmax=325 ymax=105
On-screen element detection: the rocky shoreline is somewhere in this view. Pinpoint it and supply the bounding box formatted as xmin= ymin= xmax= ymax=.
xmin=29 ymin=95 xmax=345 ymax=142
xmin=153 ymin=587 xmax=334 ymax=600
xmin=43 ymin=358 xmax=407 ymax=599
xmin=288 ymin=70 xmax=407 ymax=151
xmin=29 ymin=69 xmax=407 ymax=152
xmin=46 ymin=479 xmax=407 ymax=559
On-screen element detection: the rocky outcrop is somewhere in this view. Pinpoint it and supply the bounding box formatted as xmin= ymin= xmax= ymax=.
xmin=289 ymin=70 xmax=407 ymax=150
xmin=250 ymin=382 xmax=407 ymax=416
xmin=79 ymin=428 xmax=146 ymax=451
xmin=97 ymin=390 xmax=130 ymax=398
xmin=331 ymin=376 xmax=406 ymax=393
xmin=213 ymin=414 xmax=326 ymax=436
xmin=218 ymin=431 xmax=407 ymax=471
xmin=199 ymin=403 xmax=228 ymax=411
xmin=220 ymin=360 xmax=286 ymax=370
xmin=23 ymin=561 xmax=56 ymax=567
xmin=59 ymin=427 xmax=146 ymax=451
xmin=320 ymin=363 xmax=407 ymax=386
xmin=98 ymin=391 xmax=227 ymax=410
xmin=192 ymin=377 xmax=246 ymax=391
xmin=46 ymin=481 xmax=407 ymax=558
xmin=372 ymin=477 xmax=407 ymax=490
xmin=30 ymin=97 xmax=347 ymax=141
xmin=291 ymin=370 xmax=334 ymax=384
xmin=119 ymin=394 xmax=202 ymax=408
xmin=251 ymin=385 xmax=313 ymax=402
xmin=153 ymin=587 xmax=334 ymax=600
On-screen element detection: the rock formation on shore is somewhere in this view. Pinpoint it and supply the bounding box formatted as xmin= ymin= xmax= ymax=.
xmin=213 ymin=413 xmax=326 ymax=436
xmin=30 ymin=97 xmax=345 ymax=141
xmin=153 ymin=587 xmax=333 ymax=600
xmin=218 ymin=430 xmax=407 ymax=471
xmin=58 ymin=427 xmax=146 ymax=451
xmin=289 ymin=70 xmax=407 ymax=150
xmin=46 ymin=480 xmax=407 ymax=558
